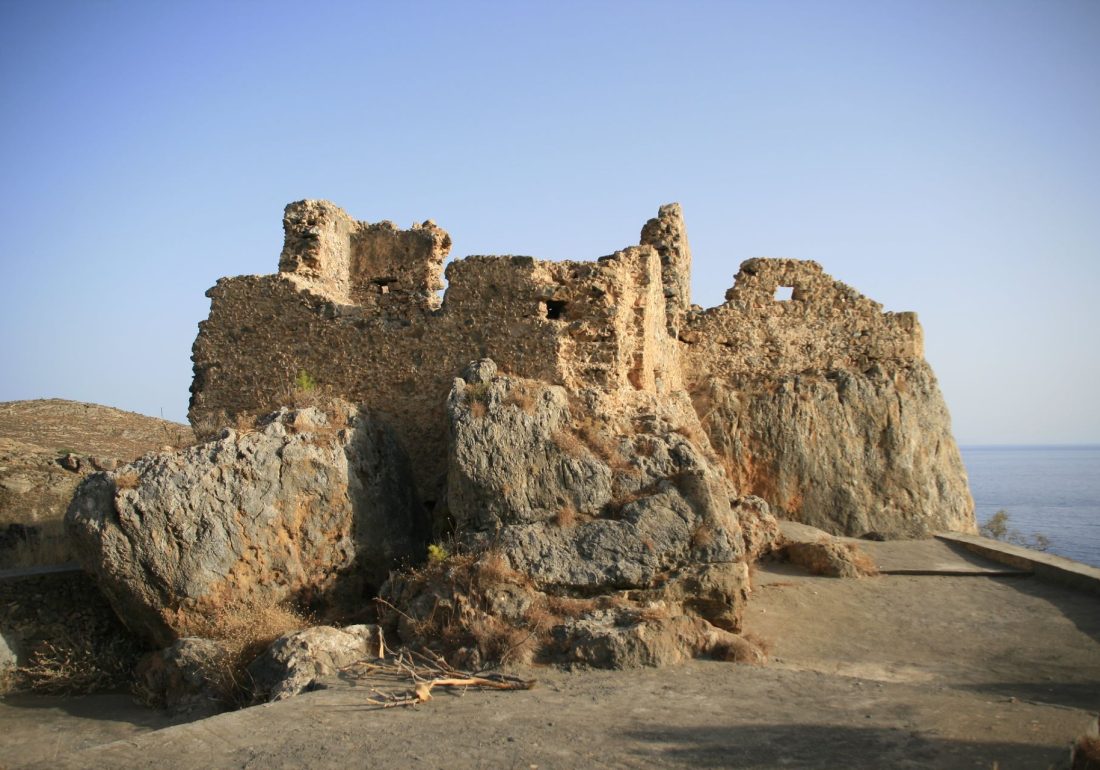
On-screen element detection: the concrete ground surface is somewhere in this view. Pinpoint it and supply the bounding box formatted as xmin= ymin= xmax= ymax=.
xmin=2 ymin=540 xmax=1098 ymax=769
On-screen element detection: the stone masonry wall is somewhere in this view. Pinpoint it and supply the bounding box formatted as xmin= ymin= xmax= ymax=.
xmin=189 ymin=201 xmax=974 ymax=537
xmin=680 ymin=258 xmax=923 ymax=378
xmin=681 ymin=259 xmax=974 ymax=537
xmin=190 ymin=201 xmax=683 ymax=497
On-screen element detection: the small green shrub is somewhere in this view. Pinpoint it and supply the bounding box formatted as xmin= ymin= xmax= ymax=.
xmin=427 ymin=543 xmax=450 ymax=563
xmin=294 ymin=369 xmax=317 ymax=393
xmin=979 ymin=510 xmax=1051 ymax=552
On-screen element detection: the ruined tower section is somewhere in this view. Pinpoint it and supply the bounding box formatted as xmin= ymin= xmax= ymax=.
xmin=190 ymin=199 xmax=974 ymax=539
xmin=639 ymin=203 xmax=692 ymax=339
xmin=278 ymin=199 xmax=451 ymax=310
xmin=681 ymin=258 xmax=975 ymax=538
xmin=189 ymin=201 xmax=686 ymax=499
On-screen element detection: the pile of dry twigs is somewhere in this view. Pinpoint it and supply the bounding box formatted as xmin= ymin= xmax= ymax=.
xmin=335 ymin=641 xmax=535 ymax=709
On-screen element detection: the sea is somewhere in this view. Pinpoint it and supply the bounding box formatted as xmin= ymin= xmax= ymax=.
xmin=960 ymin=445 xmax=1100 ymax=568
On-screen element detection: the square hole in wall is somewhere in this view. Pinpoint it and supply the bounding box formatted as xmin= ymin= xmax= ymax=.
xmin=774 ymin=285 xmax=794 ymax=301
xmin=544 ymin=300 xmax=567 ymax=320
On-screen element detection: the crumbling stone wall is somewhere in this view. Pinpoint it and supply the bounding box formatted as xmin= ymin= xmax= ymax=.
xmin=680 ymin=258 xmax=922 ymax=376
xmin=189 ymin=201 xmax=974 ymax=538
xmin=190 ymin=201 xmax=682 ymax=497
xmin=681 ymin=259 xmax=973 ymax=537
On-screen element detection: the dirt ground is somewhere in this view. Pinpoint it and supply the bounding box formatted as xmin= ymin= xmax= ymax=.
xmin=2 ymin=541 xmax=1098 ymax=770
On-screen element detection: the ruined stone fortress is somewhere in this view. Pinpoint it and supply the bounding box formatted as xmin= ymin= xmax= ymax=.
xmin=189 ymin=201 xmax=974 ymax=539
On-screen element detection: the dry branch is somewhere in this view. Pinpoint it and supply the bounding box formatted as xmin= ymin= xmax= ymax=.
xmin=334 ymin=636 xmax=535 ymax=710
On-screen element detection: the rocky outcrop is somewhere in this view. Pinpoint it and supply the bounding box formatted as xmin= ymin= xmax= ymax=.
xmin=66 ymin=402 xmax=428 ymax=646
xmin=134 ymin=638 xmax=229 ymax=716
xmin=683 ymin=258 xmax=974 ymax=538
xmin=693 ymin=363 xmax=972 ymax=539
xmin=382 ymin=360 xmax=779 ymax=668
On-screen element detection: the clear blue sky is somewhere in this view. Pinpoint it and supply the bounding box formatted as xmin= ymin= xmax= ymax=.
xmin=1 ymin=0 xmax=1097 ymax=444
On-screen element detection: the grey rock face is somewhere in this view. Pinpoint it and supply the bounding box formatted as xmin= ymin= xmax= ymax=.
xmin=446 ymin=361 xmax=613 ymax=531
xmin=66 ymin=403 xmax=428 ymax=646
xmin=134 ymin=637 xmax=229 ymax=716
xmin=696 ymin=362 xmax=975 ymax=538
xmin=247 ymin=624 xmax=382 ymax=702
xmin=551 ymin=610 xmax=698 ymax=669
xmin=446 ymin=364 xmax=749 ymax=594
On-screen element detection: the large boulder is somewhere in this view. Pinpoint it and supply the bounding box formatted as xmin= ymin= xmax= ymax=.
xmin=694 ymin=362 xmax=974 ymax=538
xmin=66 ymin=402 xmax=428 ymax=646
xmin=134 ymin=637 xmax=229 ymax=716
xmin=382 ymin=360 xmax=779 ymax=668
xmin=447 ymin=361 xmax=758 ymax=594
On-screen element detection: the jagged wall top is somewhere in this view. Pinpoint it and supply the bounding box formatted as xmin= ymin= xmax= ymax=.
xmin=189 ymin=200 xmax=972 ymax=538
xmin=682 ymin=257 xmax=923 ymax=378
xmin=278 ymin=200 xmax=452 ymax=308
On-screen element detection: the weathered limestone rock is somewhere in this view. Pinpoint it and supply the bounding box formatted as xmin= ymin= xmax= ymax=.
xmin=134 ymin=638 xmax=229 ymax=716
xmin=693 ymin=364 xmax=973 ymax=538
xmin=66 ymin=402 xmax=428 ymax=646
xmin=640 ymin=202 xmax=692 ymax=337
xmin=445 ymin=359 xmax=613 ymax=533
xmin=447 ymin=361 xmax=748 ymax=592
xmin=247 ymin=624 xmax=382 ymax=702
xmin=683 ymin=258 xmax=974 ymax=538
xmin=379 ymin=360 xmax=776 ymax=667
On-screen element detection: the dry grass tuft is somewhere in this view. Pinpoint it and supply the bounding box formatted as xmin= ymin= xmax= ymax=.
xmin=576 ymin=418 xmax=620 ymax=462
xmin=186 ymin=598 xmax=312 ymax=705
xmin=605 ymin=484 xmax=658 ymax=518
xmin=113 ymin=471 xmax=140 ymax=490
xmin=691 ymin=523 xmax=715 ymax=548
xmin=465 ymin=382 xmax=491 ymax=404
xmin=233 ymin=412 xmax=258 ymax=434
xmin=382 ymin=549 xmax=541 ymax=668
xmin=502 ymin=384 xmax=537 ymax=415
xmin=552 ymin=429 xmax=586 ymax=457
xmin=670 ymin=424 xmax=704 ymax=444
xmin=15 ymin=631 xmax=141 ymax=694
xmin=469 ymin=400 xmax=488 ymax=420
xmin=629 ymin=604 xmax=671 ymax=624
xmin=554 ymin=502 xmax=579 ymax=528
xmin=545 ymin=594 xmax=598 ymax=618
xmin=474 ymin=550 xmax=521 ymax=586
xmin=466 ymin=615 xmax=537 ymax=665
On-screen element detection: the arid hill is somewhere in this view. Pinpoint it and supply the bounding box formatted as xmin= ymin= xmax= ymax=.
xmin=0 ymin=400 xmax=192 ymax=465
xmin=0 ymin=400 xmax=192 ymax=567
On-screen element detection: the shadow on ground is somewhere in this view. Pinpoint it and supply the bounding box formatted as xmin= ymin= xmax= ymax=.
xmin=1004 ymin=575 xmax=1100 ymax=645
xmin=620 ymin=723 xmax=1067 ymax=770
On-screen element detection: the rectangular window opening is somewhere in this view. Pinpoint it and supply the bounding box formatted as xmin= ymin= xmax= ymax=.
xmin=545 ymin=300 xmax=567 ymax=320
xmin=774 ymin=285 xmax=794 ymax=301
